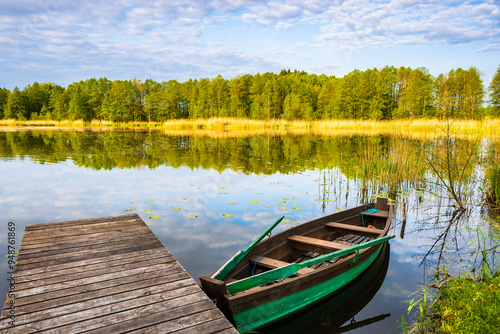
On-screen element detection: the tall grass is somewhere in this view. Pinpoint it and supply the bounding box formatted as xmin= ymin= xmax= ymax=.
xmin=486 ymin=165 xmax=500 ymax=207
xmin=2 ymin=118 xmax=500 ymax=139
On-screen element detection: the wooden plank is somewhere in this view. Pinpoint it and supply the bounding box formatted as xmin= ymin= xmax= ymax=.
xmin=362 ymin=210 xmax=389 ymax=218
xmin=326 ymin=222 xmax=383 ymax=235
xmin=23 ymin=214 xmax=143 ymax=231
xmin=14 ymin=241 xmax=164 ymax=272
xmin=14 ymin=248 xmax=170 ymax=283
xmin=288 ymin=235 xmax=350 ymax=254
xmin=249 ymin=256 xmax=314 ymax=275
xmin=126 ymin=311 xmax=234 ymax=334
xmin=4 ymin=268 xmax=189 ymax=312
xmin=6 ymin=279 xmax=198 ymax=327
xmin=15 ymin=255 xmax=175 ymax=290
xmin=0 ymin=214 xmax=238 ymax=334
xmin=13 ymin=247 xmax=168 ymax=278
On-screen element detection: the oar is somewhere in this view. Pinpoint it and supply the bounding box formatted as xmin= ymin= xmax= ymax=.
xmin=227 ymin=235 xmax=395 ymax=294
xmin=212 ymin=216 xmax=284 ymax=280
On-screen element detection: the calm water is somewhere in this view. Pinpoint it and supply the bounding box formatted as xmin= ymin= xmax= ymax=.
xmin=1 ymin=129 xmax=498 ymax=333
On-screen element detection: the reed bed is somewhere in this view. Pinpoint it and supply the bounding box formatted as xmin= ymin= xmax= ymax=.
xmin=1 ymin=118 xmax=499 ymax=139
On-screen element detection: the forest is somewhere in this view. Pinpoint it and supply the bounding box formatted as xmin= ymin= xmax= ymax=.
xmin=0 ymin=66 xmax=499 ymax=122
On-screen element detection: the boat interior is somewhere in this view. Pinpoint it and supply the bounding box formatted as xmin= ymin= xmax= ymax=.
xmin=226 ymin=204 xmax=391 ymax=284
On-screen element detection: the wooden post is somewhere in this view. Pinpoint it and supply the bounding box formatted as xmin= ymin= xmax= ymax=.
xmin=199 ymin=275 xmax=235 ymax=325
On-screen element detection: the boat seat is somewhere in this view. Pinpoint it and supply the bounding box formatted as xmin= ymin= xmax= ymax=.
xmin=325 ymin=222 xmax=383 ymax=236
xmin=249 ymin=256 xmax=314 ymax=275
xmin=288 ymin=235 xmax=350 ymax=254
xmin=361 ymin=210 xmax=389 ymax=218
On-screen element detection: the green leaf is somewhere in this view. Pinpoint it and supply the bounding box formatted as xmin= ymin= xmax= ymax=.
xmin=222 ymin=214 xmax=234 ymax=217
xmin=143 ymin=210 xmax=153 ymax=213
xmin=145 ymin=200 xmax=153 ymax=202
xmin=278 ymin=208 xmax=289 ymax=211
xmin=185 ymin=215 xmax=197 ymax=219
xmin=149 ymin=216 xmax=161 ymax=219
xmin=251 ymin=199 xmax=262 ymax=204
xmin=172 ymin=207 xmax=182 ymax=210
xmin=125 ymin=208 xmax=136 ymax=211
xmin=292 ymin=208 xmax=302 ymax=211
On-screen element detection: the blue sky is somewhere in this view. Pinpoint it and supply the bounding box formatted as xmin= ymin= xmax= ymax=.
xmin=1 ymin=0 xmax=499 ymax=90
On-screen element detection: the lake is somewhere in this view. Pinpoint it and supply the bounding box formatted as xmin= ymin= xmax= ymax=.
xmin=1 ymin=128 xmax=498 ymax=333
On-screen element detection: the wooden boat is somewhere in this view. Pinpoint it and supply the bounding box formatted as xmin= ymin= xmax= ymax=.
xmin=199 ymin=198 xmax=394 ymax=333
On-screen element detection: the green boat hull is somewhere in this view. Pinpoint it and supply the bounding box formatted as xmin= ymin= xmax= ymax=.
xmin=233 ymin=245 xmax=383 ymax=333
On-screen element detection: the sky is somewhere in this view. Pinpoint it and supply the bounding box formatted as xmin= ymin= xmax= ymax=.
xmin=1 ymin=0 xmax=499 ymax=90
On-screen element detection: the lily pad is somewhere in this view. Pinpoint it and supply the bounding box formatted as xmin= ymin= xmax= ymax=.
xmin=291 ymin=202 xmax=302 ymax=205
xmin=125 ymin=208 xmax=136 ymax=211
xmin=149 ymin=216 xmax=161 ymax=219
xmin=227 ymin=202 xmax=238 ymax=205
xmin=185 ymin=215 xmax=198 ymax=219
xmin=278 ymin=208 xmax=289 ymax=211
xmin=172 ymin=207 xmax=182 ymax=210
xmin=283 ymin=197 xmax=294 ymax=200
xmin=217 ymin=192 xmax=229 ymax=196
xmin=336 ymin=208 xmax=345 ymax=211
xmin=305 ymin=206 xmax=312 ymax=209
xmin=277 ymin=202 xmax=287 ymax=206
xmin=256 ymin=193 xmax=264 ymax=195
xmin=145 ymin=200 xmax=153 ymax=202
xmin=251 ymin=199 xmax=262 ymax=204
xmin=244 ymin=189 xmax=252 ymax=191
xmin=292 ymin=208 xmax=303 ymax=211
xmin=222 ymin=214 xmax=234 ymax=217
xmin=262 ymin=204 xmax=272 ymax=208
xmin=282 ymin=219 xmax=291 ymax=223
xmin=130 ymin=201 xmax=138 ymax=204
xmin=143 ymin=210 xmax=153 ymax=213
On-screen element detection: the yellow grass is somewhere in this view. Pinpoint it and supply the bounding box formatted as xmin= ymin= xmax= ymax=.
xmin=1 ymin=118 xmax=499 ymax=139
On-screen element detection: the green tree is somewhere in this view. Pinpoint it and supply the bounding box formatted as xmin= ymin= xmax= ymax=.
xmin=5 ymin=88 xmax=27 ymax=120
xmin=0 ymin=88 xmax=10 ymax=119
xmin=48 ymin=85 xmax=67 ymax=120
xmin=488 ymin=66 xmax=500 ymax=116
xmin=396 ymin=67 xmax=434 ymax=118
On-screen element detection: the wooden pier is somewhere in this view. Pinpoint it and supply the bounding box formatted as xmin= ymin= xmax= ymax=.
xmin=0 ymin=214 xmax=237 ymax=333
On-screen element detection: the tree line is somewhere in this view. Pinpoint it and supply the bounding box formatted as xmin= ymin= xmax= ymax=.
xmin=1 ymin=66 xmax=499 ymax=122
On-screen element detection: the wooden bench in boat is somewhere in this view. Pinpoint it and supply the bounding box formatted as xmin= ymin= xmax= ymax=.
xmin=325 ymin=222 xmax=383 ymax=236
xmin=249 ymin=256 xmax=314 ymax=275
xmin=288 ymin=235 xmax=350 ymax=254
xmin=361 ymin=210 xmax=389 ymax=218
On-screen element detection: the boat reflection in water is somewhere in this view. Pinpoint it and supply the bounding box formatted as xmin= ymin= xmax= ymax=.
xmin=259 ymin=243 xmax=391 ymax=334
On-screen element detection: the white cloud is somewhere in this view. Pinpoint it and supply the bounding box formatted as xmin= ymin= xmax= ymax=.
xmin=275 ymin=21 xmax=294 ymax=30
xmin=0 ymin=0 xmax=499 ymax=88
